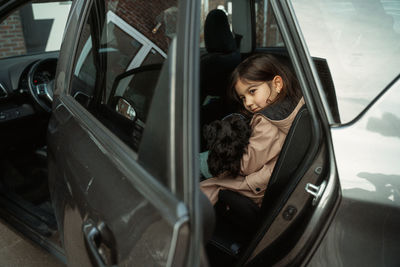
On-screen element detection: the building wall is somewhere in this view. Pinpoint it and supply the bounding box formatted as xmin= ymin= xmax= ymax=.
xmin=0 ymin=12 xmax=27 ymax=58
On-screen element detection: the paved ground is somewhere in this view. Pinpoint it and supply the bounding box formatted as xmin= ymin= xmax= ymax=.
xmin=0 ymin=219 xmax=65 ymax=267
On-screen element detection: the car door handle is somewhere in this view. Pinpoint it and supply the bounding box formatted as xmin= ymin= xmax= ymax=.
xmin=82 ymin=219 xmax=117 ymax=267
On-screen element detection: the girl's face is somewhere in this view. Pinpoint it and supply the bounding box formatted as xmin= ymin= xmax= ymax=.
xmin=235 ymin=77 xmax=281 ymax=113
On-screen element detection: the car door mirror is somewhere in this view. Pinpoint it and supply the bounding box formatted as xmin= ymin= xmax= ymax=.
xmin=109 ymin=63 xmax=162 ymax=124
xmin=115 ymin=97 xmax=136 ymax=121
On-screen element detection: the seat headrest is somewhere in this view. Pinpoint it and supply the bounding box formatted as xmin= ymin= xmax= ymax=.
xmin=204 ymin=9 xmax=237 ymax=53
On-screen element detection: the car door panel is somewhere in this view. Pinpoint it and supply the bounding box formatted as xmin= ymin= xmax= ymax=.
xmin=48 ymin=92 xmax=189 ymax=266
xmin=47 ymin=0 xmax=198 ymax=265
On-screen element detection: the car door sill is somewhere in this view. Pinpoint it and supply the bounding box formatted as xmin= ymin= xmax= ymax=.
xmin=0 ymin=188 xmax=66 ymax=264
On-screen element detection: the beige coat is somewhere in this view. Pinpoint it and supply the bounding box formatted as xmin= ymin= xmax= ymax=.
xmin=200 ymin=98 xmax=305 ymax=206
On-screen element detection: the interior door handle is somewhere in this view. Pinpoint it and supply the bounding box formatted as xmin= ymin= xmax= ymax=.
xmin=83 ymin=219 xmax=117 ymax=267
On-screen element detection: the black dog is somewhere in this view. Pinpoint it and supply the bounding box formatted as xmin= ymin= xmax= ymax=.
xmin=203 ymin=114 xmax=251 ymax=177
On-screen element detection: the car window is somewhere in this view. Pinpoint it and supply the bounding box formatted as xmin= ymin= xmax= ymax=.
xmin=0 ymin=1 xmax=71 ymax=59
xmin=291 ymin=0 xmax=400 ymax=124
xmin=255 ymin=1 xmax=284 ymax=47
xmin=70 ymin=0 xmax=177 ymax=153
xmin=200 ymin=0 xmax=233 ymax=48
xmin=201 ymin=0 xmax=283 ymax=52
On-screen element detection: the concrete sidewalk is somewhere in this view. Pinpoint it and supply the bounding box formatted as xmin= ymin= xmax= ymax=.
xmin=0 ymin=219 xmax=64 ymax=267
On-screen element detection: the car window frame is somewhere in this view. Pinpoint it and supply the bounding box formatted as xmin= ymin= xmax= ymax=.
xmin=267 ymin=0 xmax=340 ymax=263
xmin=62 ymin=0 xmax=187 ymax=189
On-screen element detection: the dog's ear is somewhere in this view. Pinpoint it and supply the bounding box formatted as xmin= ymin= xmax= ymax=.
xmin=207 ymin=148 xmax=223 ymax=177
xmin=203 ymin=120 xmax=221 ymax=149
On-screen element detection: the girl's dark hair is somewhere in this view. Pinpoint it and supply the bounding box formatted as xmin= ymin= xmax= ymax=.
xmin=228 ymin=54 xmax=302 ymax=109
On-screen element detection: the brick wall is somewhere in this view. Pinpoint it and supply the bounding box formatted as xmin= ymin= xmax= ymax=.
xmin=0 ymin=11 xmax=26 ymax=58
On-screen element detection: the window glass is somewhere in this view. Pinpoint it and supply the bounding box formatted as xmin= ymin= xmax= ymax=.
xmin=70 ymin=0 xmax=177 ymax=152
xmin=141 ymin=49 xmax=165 ymax=65
xmin=71 ymin=21 xmax=96 ymax=103
xmin=255 ymin=0 xmax=284 ymax=47
xmin=102 ymin=22 xmax=143 ymax=101
xmin=118 ymin=66 xmax=161 ymax=123
xmin=0 ymin=1 xmax=72 ymax=59
xmin=292 ymin=0 xmax=400 ymax=123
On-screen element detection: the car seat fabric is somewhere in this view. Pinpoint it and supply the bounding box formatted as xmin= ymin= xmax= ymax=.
xmin=204 ymin=9 xmax=236 ymax=53
xmin=259 ymin=106 xmax=312 ymax=213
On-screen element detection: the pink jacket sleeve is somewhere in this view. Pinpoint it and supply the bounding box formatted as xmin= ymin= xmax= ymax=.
xmin=240 ymin=115 xmax=285 ymax=175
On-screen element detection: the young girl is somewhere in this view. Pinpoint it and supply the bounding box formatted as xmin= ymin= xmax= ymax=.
xmin=200 ymin=54 xmax=304 ymax=206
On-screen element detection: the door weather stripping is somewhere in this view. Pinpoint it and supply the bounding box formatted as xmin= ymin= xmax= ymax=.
xmin=305 ymin=181 xmax=327 ymax=206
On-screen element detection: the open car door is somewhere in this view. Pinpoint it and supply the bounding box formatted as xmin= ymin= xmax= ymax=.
xmin=48 ymin=0 xmax=209 ymax=266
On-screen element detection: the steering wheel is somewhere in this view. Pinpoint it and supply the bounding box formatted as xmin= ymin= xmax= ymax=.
xmin=28 ymin=58 xmax=57 ymax=112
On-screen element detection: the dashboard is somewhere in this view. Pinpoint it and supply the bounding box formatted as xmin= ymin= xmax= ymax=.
xmin=0 ymin=52 xmax=59 ymax=123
